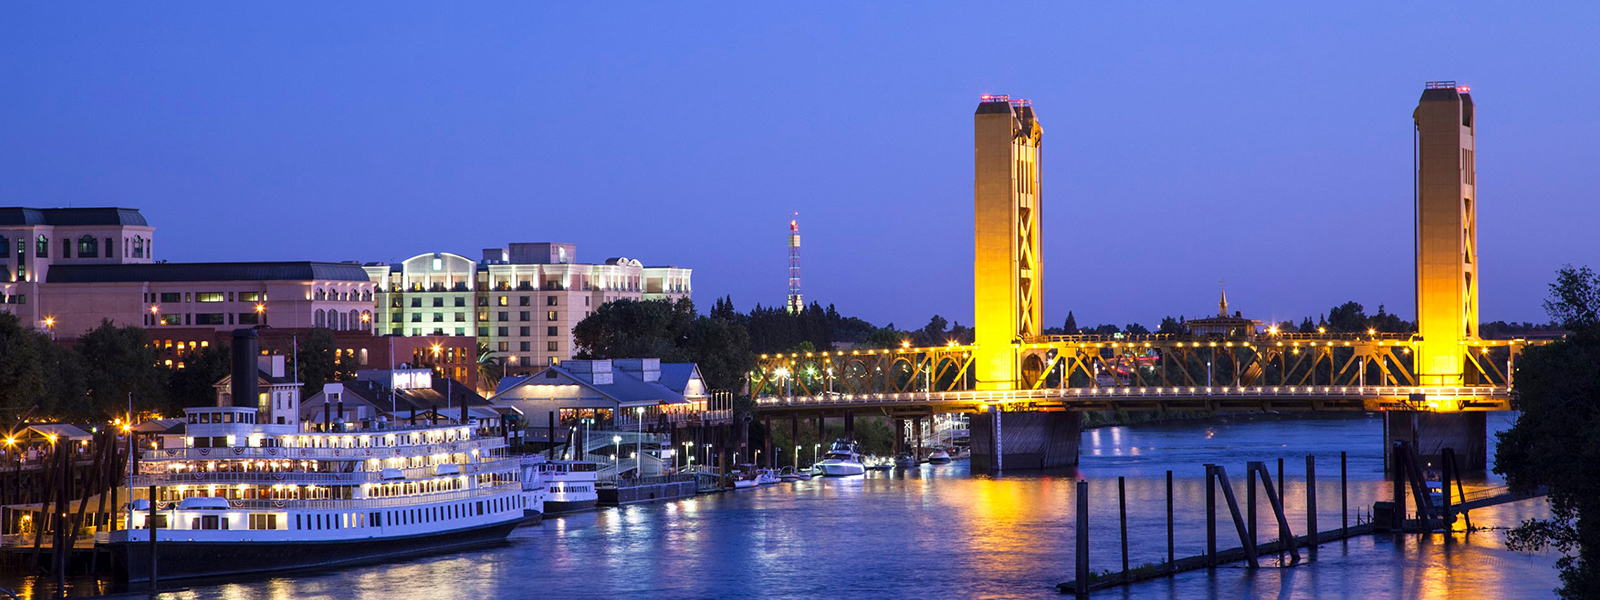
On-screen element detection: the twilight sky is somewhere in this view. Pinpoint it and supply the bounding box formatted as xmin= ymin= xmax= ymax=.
xmin=4 ymin=3 xmax=1597 ymax=330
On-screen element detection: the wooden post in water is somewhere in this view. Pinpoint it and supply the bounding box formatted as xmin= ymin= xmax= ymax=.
xmin=1249 ymin=462 xmax=1300 ymax=563
xmin=1276 ymin=457 xmax=1288 ymax=550
xmin=1075 ymin=479 xmax=1089 ymax=597
xmin=1166 ymin=470 xmax=1174 ymax=573
xmin=1306 ymin=454 xmax=1318 ymax=550
xmin=1247 ymin=465 xmax=1257 ymax=548
xmin=148 ymin=484 xmax=158 ymax=590
xmin=1212 ymin=465 xmax=1259 ymax=568
xmin=1205 ymin=464 xmax=1216 ymax=567
xmin=1392 ymin=443 xmax=1407 ymax=531
xmin=1118 ymin=476 xmax=1128 ymax=579
xmin=1341 ymin=451 xmax=1348 ymax=538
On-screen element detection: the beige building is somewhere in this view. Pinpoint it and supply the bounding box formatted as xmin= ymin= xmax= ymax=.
xmin=1414 ymin=82 xmax=1478 ymax=385
xmin=365 ymin=242 xmax=691 ymax=372
xmin=3 ymin=207 xmax=376 ymax=339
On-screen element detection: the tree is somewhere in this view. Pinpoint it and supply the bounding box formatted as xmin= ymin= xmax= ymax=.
xmin=1157 ymin=316 xmax=1185 ymax=335
xmin=476 ymin=342 xmax=506 ymax=394
xmin=683 ymin=316 xmax=754 ymax=392
xmin=166 ymin=344 xmax=232 ymax=409
xmin=1495 ymin=266 xmax=1600 ymax=599
xmin=1063 ymin=311 xmax=1079 ymax=334
xmin=76 ymin=320 xmax=166 ymax=418
xmin=1544 ymin=265 xmax=1600 ymax=331
xmin=294 ymin=328 xmax=351 ymax=392
xmin=0 ymin=313 xmax=46 ymax=418
xmin=573 ymin=298 xmax=694 ymax=361
xmin=1124 ymin=322 xmax=1150 ymax=335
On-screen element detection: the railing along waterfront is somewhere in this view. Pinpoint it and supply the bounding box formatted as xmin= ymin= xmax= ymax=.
xmin=146 ymin=483 xmax=523 ymax=511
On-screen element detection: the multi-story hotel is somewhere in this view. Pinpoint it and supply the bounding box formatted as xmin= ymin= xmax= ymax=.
xmin=364 ymin=243 xmax=691 ymax=372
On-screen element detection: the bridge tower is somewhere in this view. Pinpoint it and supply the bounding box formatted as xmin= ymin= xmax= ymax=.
xmin=973 ymin=95 xmax=1044 ymax=390
xmin=1391 ymin=81 xmax=1487 ymax=470
xmin=1414 ymin=81 xmax=1479 ymax=386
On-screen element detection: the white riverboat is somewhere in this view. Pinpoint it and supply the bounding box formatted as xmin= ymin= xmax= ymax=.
xmin=815 ymin=439 xmax=866 ymax=477
xmin=533 ymin=460 xmax=599 ymax=514
xmin=109 ymin=404 xmax=526 ymax=583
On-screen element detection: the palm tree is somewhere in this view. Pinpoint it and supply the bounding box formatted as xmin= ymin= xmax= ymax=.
xmin=476 ymin=342 xmax=505 ymax=394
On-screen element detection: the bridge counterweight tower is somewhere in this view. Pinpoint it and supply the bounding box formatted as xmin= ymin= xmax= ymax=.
xmin=974 ymin=95 xmax=1044 ymax=390
xmin=1414 ymin=81 xmax=1479 ymax=385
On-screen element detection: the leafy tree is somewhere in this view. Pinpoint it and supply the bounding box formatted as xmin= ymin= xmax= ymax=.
xmin=573 ymin=298 xmax=694 ymax=361
xmin=682 ymin=315 xmax=754 ymax=392
xmin=0 ymin=313 xmax=46 ymax=418
xmin=1496 ymin=265 xmax=1600 ymax=599
xmin=166 ymin=344 xmax=232 ymax=409
xmin=1124 ymin=322 xmax=1150 ymax=335
xmin=293 ymin=328 xmax=353 ymax=392
xmin=76 ymin=320 xmax=166 ymax=418
xmin=1157 ymin=316 xmax=1185 ymax=335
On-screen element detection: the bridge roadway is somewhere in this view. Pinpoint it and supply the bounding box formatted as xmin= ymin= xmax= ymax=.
xmin=753 ymin=384 xmax=1511 ymax=414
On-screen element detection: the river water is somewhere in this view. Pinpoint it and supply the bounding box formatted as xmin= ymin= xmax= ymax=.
xmin=5 ymin=413 xmax=1559 ymax=599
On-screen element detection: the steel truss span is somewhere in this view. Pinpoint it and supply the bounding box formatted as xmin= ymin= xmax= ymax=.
xmin=749 ymin=334 xmax=1532 ymax=413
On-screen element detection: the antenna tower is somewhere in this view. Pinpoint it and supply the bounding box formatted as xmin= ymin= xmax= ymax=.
xmin=787 ymin=214 xmax=803 ymax=314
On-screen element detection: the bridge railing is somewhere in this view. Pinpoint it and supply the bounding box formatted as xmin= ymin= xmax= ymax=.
xmin=754 ymin=385 xmax=1510 ymax=408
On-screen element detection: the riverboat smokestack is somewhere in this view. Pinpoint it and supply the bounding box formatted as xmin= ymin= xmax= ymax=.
xmin=230 ymin=328 xmax=259 ymax=409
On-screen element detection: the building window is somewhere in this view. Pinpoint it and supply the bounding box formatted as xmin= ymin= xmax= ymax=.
xmin=239 ymin=291 xmax=262 ymax=302
xmin=547 ymin=326 xmax=558 ymax=337
xmin=432 ymin=297 xmax=444 ymax=307
xmin=132 ymin=236 xmax=144 ymax=258
xmin=433 ymin=312 xmax=444 ymax=322
xmin=238 ymin=312 xmax=260 ymax=325
xmin=519 ymin=296 xmax=531 ymax=306
xmin=498 ymin=296 xmax=508 ymax=307
xmin=454 ymin=297 xmax=466 ymax=307
xmin=104 ymin=237 xmax=113 ymax=258
xmin=476 ymin=297 xmax=489 ymax=307
xmin=0 ymin=235 xmax=8 ymax=258
xmin=315 ymin=309 xmax=326 ymax=327
xmin=454 ymin=312 xmax=466 ymax=322
xmin=498 ymin=311 xmax=508 ymax=322
xmin=547 ymin=341 xmax=558 ymax=352
xmin=520 ymin=327 xmax=530 ymax=336
xmin=497 ymin=327 xmax=508 ymax=336
xmin=547 ymin=311 xmax=558 ymax=321
xmin=196 ymin=292 xmax=224 ymax=303
xmin=411 ymin=298 xmax=422 ymax=308
xmin=520 ymin=342 xmax=531 ymax=352
xmin=547 ymin=296 xmax=558 ymax=306
xmin=159 ymin=292 xmax=181 ymax=303
xmin=61 ymin=238 xmax=71 ymax=258
xmin=497 ymin=342 xmax=508 ymax=352
xmin=411 ymin=313 xmax=422 ymax=323
xmin=196 ymin=313 xmax=225 ymax=325
xmin=519 ymin=311 xmax=530 ymax=322
xmin=477 ymin=327 xmax=489 ymax=337
xmin=36 ymin=235 xmax=48 ymax=258
xmin=161 ymin=314 xmax=181 ymax=326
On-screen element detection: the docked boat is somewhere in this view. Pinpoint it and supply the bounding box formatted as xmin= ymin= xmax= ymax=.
xmin=893 ymin=452 xmax=919 ymax=468
xmin=815 ymin=439 xmax=866 ymax=477
xmin=535 ymin=460 xmax=600 ymax=514
xmin=778 ymin=466 xmax=809 ymax=482
xmin=928 ymin=448 xmax=952 ymax=464
xmin=730 ymin=465 xmax=761 ymax=489
xmin=756 ymin=469 xmax=780 ymax=485
xmin=110 ymin=405 xmax=525 ymax=583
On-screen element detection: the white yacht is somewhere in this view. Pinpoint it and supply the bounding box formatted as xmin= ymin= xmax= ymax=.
xmin=534 ymin=460 xmax=599 ymax=514
xmin=518 ymin=456 xmax=548 ymax=521
xmin=110 ymin=405 xmax=525 ymax=583
xmin=815 ymin=439 xmax=866 ymax=477
xmin=927 ymin=448 xmax=952 ymax=464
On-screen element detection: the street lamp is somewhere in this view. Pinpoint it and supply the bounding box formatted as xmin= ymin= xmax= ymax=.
xmin=612 ymin=434 xmax=622 ymax=467
xmin=43 ymin=317 xmax=55 ymax=341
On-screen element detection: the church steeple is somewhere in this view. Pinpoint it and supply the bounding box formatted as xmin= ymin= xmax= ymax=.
xmin=1218 ymin=286 xmax=1229 ymax=318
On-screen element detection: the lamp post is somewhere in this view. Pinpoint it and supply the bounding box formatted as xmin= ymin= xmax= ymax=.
xmin=635 ymin=406 xmax=644 ymax=479
xmin=686 ymin=441 xmax=695 ymax=467
xmin=43 ymin=317 xmax=54 ymax=341
xmin=612 ymin=435 xmax=621 ymax=467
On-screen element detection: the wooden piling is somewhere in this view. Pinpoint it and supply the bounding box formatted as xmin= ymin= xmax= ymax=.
xmin=148 ymin=484 xmax=158 ymax=590
xmin=1249 ymin=461 xmax=1301 ymax=563
xmin=1277 ymin=457 xmax=1287 ymax=549
xmin=1340 ymin=451 xmax=1348 ymax=538
xmin=1205 ymin=464 xmax=1216 ymax=567
xmin=1118 ymin=476 xmax=1129 ymax=577
xmin=1247 ymin=466 xmax=1257 ymax=548
xmin=1075 ymin=479 xmax=1088 ymax=597
xmin=1306 ymin=454 xmax=1318 ymax=551
xmin=1211 ymin=465 xmax=1259 ymax=568
xmin=1165 ymin=470 xmax=1174 ymax=572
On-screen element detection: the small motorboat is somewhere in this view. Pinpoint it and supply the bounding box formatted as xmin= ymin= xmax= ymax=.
xmin=894 ymin=452 xmax=919 ymax=468
xmin=778 ymin=466 xmax=809 ymax=482
xmin=927 ymin=447 xmax=952 ymax=464
xmin=731 ymin=464 xmax=761 ymax=489
xmin=756 ymin=468 xmax=781 ymax=485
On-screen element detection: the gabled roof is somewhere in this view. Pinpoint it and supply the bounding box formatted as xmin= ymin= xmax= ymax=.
xmin=658 ymin=363 xmax=702 ymax=395
xmin=48 ymin=261 xmax=371 ymax=284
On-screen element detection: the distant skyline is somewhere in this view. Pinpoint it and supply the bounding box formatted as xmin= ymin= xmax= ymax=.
xmin=4 ymin=3 xmax=1597 ymax=330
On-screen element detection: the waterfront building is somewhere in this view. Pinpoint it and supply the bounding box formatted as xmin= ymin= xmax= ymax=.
xmin=209 ymin=354 xmax=304 ymax=428
xmin=300 ymin=369 xmax=517 ymax=435
xmin=364 ymin=243 xmax=691 ymax=373
xmin=1184 ymin=289 xmax=1262 ymax=338
xmin=490 ymin=358 xmax=710 ymax=433
xmin=2 ymin=206 xmax=376 ymax=340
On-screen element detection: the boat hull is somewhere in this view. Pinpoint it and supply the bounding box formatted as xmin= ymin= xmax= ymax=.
xmin=542 ymin=499 xmax=597 ymax=514
xmin=113 ymin=520 xmax=518 ymax=583
xmin=817 ymin=462 xmax=865 ymax=477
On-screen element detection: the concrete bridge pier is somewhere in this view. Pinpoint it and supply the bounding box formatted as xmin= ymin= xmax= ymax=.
xmin=969 ymin=409 xmax=1082 ymax=471
xmin=1384 ymin=411 xmax=1487 ymax=471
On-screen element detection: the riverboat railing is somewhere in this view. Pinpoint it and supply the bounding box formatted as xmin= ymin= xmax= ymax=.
xmin=133 ymin=457 xmax=522 ymax=485
xmin=142 ymin=437 xmax=507 ymax=462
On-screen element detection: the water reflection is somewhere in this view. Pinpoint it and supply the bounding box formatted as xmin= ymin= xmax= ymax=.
xmin=1 ymin=413 xmax=1558 ymax=599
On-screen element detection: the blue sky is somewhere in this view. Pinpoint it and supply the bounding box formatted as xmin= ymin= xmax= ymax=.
xmin=4 ymin=2 xmax=1597 ymax=329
